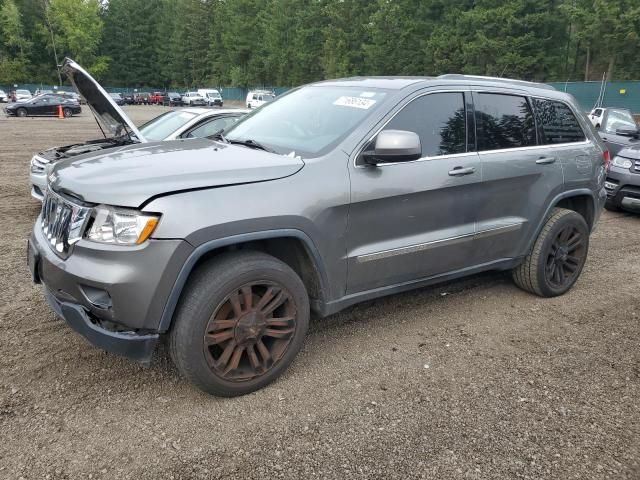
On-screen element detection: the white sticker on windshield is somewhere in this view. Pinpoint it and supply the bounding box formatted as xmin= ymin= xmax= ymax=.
xmin=333 ymin=96 xmax=376 ymax=109
xmin=360 ymin=92 xmax=376 ymax=98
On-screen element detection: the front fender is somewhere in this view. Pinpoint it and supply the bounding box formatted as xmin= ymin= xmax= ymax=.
xmin=156 ymin=229 xmax=330 ymax=332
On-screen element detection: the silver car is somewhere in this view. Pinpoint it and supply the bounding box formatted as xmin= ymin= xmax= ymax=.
xmin=29 ymin=61 xmax=247 ymax=200
xmin=29 ymin=62 xmax=607 ymax=397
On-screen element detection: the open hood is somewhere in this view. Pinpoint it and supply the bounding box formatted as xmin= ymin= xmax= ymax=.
xmin=61 ymin=58 xmax=147 ymax=143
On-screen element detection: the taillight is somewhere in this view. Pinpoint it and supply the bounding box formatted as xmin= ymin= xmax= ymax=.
xmin=603 ymin=150 xmax=611 ymax=172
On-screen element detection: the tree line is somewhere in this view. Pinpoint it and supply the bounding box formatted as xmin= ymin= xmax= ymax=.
xmin=1 ymin=0 xmax=639 ymax=89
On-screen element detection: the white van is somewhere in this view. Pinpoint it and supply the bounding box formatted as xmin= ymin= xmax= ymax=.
xmin=197 ymin=89 xmax=223 ymax=107
xmin=246 ymin=90 xmax=276 ymax=109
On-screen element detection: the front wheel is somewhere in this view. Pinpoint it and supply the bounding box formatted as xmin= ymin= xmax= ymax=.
xmin=512 ymin=208 xmax=589 ymax=297
xmin=63 ymin=108 xmax=72 ymax=117
xmin=169 ymin=251 xmax=310 ymax=397
xmin=16 ymin=108 xmax=27 ymax=117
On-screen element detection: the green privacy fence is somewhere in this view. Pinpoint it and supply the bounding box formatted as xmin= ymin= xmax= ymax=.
xmin=0 ymin=83 xmax=291 ymax=102
xmin=547 ymin=81 xmax=640 ymax=114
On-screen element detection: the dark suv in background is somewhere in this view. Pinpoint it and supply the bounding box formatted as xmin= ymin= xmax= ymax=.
xmin=29 ymin=69 xmax=607 ymax=397
xmin=162 ymin=92 xmax=183 ymax=106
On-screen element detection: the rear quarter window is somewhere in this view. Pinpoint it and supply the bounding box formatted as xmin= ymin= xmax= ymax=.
xmin=532 ymin=98 xmax=586 ymax=144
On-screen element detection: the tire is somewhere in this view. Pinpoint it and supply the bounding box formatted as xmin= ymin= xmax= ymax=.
xmin=16 ymin=108 xmax=27 ymax=117
xmin=604 ymin=199 xmax=620 ymax=212
xmin=512 ymin=208 xmax=589 ymax=297
xmin=63 ymin=108 xmax=72 ymax=118
xmin=169 ymin=250 xmax=310 ymax=397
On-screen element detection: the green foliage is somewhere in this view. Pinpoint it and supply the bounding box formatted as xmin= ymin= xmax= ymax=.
xmin=1 ymin=0 xmax=640 ymax=87
xmin=0 ymin=0 xmax=31 ymax=82
xmin=47 ymin=0 xmax=104 ymax=72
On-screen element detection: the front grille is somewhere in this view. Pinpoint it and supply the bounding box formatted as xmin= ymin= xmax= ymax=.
xmin=41 ymin=189 xmax=90 ymax=257
xmin=634 ymin=160 xmax=640 ymax=174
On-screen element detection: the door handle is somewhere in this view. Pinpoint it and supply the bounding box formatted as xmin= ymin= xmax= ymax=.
xmin=448 ymin=166 xmax=475 ymax=176
xmin=536 ymin=156 xmax=557 ymax=165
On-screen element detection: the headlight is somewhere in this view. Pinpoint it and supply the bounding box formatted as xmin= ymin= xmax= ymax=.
xmin=86 ymin=205 xmax=160 ymax=245
xmin=30 ymin=155 xmax=49 ymax=174
xmin=612 ymin=156 xmax=633 ymax=169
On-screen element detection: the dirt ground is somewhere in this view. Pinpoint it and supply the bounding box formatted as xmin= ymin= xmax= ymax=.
xmin=0 ymin=106 xmax=638 ymax=480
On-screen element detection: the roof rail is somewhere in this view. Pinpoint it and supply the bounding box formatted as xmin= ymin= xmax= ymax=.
xmin=437 ymin=74 xmax=556 ymax=91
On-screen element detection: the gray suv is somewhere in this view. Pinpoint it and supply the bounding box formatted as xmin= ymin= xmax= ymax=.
xmin=28 ymin=74 xmax=607 ymax=396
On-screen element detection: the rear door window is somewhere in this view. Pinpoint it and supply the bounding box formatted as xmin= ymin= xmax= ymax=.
xmin=474 ymin=93 xmax=536 ymax=151
xmin=532 ymin=98 xmax=586 ymax=144
xmin=383 ymin=92 xmax=467 ymax=157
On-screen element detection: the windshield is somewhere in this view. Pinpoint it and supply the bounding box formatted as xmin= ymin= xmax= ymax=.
xmin=605 ymin=110 xmax=637 ymax=133
xmin=110 ymin=93 xmax=122 ymax=98
xmin=17 ymin=90 xmax=30 ymax=95
xmin=226 ymin=86 xmax=388 ymax=157
xmin=138 ymin=110 xmax=198 ymax=141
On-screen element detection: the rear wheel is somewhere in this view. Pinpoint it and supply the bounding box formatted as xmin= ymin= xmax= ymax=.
xmin=512 ymin=208 xmax=589 ymax=297
xmin=169 ymin=251 xmax=309 ymax=397
xmin=16 ymin=108 xmax=27 ymax=117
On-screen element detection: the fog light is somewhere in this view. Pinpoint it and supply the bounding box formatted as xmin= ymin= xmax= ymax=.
xmin=604 ymin=181 xmax=618 ymax=190
xmin=80 ymin=285 xmax=112 ymax=310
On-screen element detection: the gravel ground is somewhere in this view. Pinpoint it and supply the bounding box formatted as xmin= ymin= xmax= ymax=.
xmin=0 ymin=106 xmax=639 ymax=479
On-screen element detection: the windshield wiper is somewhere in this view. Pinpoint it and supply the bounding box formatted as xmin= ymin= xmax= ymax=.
xmin=228 ymin=138 xmax=274 ymax=153
xmin=207 ymin=129 xmax=229 ymax=143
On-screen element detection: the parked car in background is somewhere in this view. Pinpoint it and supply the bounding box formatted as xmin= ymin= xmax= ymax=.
xmin=588 ymin=107 xmax=605 ymax=127
xmin=135 ymin=92 xmax=151 ymax=105
xmin=181 ymin=91 xmax=206 ymax=106
xmin=150 ymin=91 xmax=165 ymax=105
xmin=109 ymin=92 xmax=125 ymax=105
xmin=162 ymin=92 xmax=183 ymax=106
xmin=198 ymin=89 xmax=223 ymax=107
xmin=246 ymin=89 xmax=276 ymax=109
xmin=15 ymin=89 xmax=32 ymax=102
xmin=34 ymin=89 xmax=54 ymax=96
xmin=28 ymin=73 xmax=606 ymax=397
xmin=604 ymin=145 xmax=640 ymax=213
xmin=0 ymin=89 xmax=7 ymax=102
xmin=123 ymin=92 xmax=135 ymax=105
xmin=27 ymin=59 xmax=248 ymax=200
xmin=5 ymin=94 xmax=81 ymax=118
xmin=591 ymin=107 xmax=639 ymax=156
xmin=55 ymin=91 xmax=82 ymax=104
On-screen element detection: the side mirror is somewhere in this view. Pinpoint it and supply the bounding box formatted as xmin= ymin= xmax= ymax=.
xmin=362 ymin=130 xmax=422 ymax=166
xmin=615 ymin=128 xmax=639 ymax=138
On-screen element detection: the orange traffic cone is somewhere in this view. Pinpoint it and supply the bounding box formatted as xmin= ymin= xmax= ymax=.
xmin=58 ymin=104 xmax=64 ymax=119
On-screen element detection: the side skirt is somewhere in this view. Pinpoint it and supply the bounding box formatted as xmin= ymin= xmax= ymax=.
xmin=313 ymin=257 xmax=521 ymax=317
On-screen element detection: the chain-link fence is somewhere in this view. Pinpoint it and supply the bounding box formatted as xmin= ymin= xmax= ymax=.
xmin=547 ymin=81 xmax=640 ymax=114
